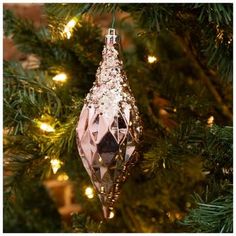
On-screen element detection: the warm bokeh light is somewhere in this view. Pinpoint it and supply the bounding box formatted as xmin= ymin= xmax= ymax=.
xmin=67 ymin=19 xmax=77 ymax=28
xmin=50 ymin=158 xmax=63 ymax=174
xmin=148 ymin=55 xmax=158 ymax=64
xmin=40 ymin=123 xmax=55 ymax=132
xmin=57 ymin=173 xmax=69 ymax=181
xmin=52 ymin=73 xmax=67 ymax=82
xmin=108 ymin=211 xmax=115 ymax=219
xmin=63 ymin=18 xmax=79 ymax=39
xmin=207 ymin=116 xmax=214 ymax=127
xmin=85 ymin=186 xmax=94 ymax=199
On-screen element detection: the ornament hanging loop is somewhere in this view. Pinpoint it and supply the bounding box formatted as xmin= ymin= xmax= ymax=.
xmin=111 ymin=4 xmax=116 ymax=28
xmin=105 ymin=5 xmax=118 ymax=46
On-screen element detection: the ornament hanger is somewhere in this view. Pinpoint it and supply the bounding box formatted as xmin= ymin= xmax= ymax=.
xmin=76 ymin=12 xmax=143 ymax=218
xmin=111 ymin=4 xmax=116 ymax=28
xmin=104 ymin=5 xmax=118 ymax=46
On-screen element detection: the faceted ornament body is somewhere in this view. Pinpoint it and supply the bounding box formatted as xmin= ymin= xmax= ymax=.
xmin=76 ymin=29 xmax=142 ymax=219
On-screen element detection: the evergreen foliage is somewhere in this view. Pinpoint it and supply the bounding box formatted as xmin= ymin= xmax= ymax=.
xmin=182 ymin=189 xmax=233 ymax=233
xmin=3 ymin=3 xmax=233 ymax=233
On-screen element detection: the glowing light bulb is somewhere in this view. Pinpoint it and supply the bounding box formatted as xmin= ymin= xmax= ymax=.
xmin=67 ymin=19 xmax=77 ymax=28
xmin=63 ymin=18 xmax=79 ymax=39
xmin=108 ymin=211 xmax=115 ymax=219
xmin=100 ymin=186 xmax=105 ymax=193
xmin=85 ymin=186 xmax=94 ymax=199
xmin=50 ymin=158 xmax=63 ymax=174
xmin=163 ymin=161 xmax=166 ymax=168
xmin=40 ymin=123 xmax=55 ymax=132
xmin=175 ymin=212 xmax=182 ymax=220
xmin=52 ymin=73 xmax=67 ymax=82
xmin=207 ymin=116 xmax=214 ymax=127
xmin=148 ymin=55 xmax=157 ymax=64
xmin=57 ymin=173 xmax=69 ymax=181
xmin=65 ymin=31 xmax=72 ymax=39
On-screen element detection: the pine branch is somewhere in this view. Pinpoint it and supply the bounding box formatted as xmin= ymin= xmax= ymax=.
xmin=4 ymin=9 xmax=84 ymax=70
xmin=193 ymin=3 xmax=232 ymax=26
xmin=3 ymin=133 xmax=46 ymax=204
xmin=72 ymin=213 xmax=102 ymax=233
xmin=4 ymin=61 xmax=62 ymax=134
xmin=44 ymin=3 xmax=92 ymax=20
xmin=4 ymin=9 xmax=51 ymax=56
xmin=143 ymin=120 xmax=198 ymax=174
xmin=4 ymin=175 xmax=62 ymax=233
xmin=171 ymin=32 xmax=232 ymax=121
xmin=119 ymin=4 xmax=230 ymax=80
xmin=43 ymin=110 xmax=82 ymax=159
xmin=143 ymin=123 xmax=232 ymax=176
xmin=203 ymin=125 xmax=233 ymax=178
xmin=182 ymin=189 xmax=233 ymax=232
xmin=4 ymin=152 xmax=38 ymax=196
xmin=119 ymin=3 xmax=174 ymax=32
xmin=45 ymin=3 xmax=120 ymax=18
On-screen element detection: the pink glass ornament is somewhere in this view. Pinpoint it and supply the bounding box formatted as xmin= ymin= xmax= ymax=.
xmin=76 ymin=28 xmax=142 ymax=219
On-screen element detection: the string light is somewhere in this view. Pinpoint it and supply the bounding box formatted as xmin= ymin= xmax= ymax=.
xmin=148 ymin=55 xmax=158 ymax=64
xmin=207 ymin=116 xmax=214 ymax=127
xmin=50 ymin=158 xmax=63 ymax=174
xmin=163 ymin=161 xmax=166 ymax=169
xmin=85 ymin=186 xmax=94 ymax=199
xmin=228 ymin=38 xmax=232 ymax=45
xmin=108 ymin=211 xmax=115 ymax=219
xmin=63 ymin=18 xmax=80 ymax=39
xmin=175 ymin=212 xmax=182 ymax=220
xmin=67 ymin=19 xmax=77 ymax=28
xmin=40 ymin=123 xmax=55 ymax=132
xmin=52 ymin=73 xmax=67 ymax=82
xmin=57 ymin=173 xmax=69 ymax=181
xmin=34 ymin=114 xmax=56 ymax=132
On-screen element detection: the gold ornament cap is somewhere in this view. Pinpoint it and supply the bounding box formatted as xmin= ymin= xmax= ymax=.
xmin=105 ymin=28 xmax=118 ymax=46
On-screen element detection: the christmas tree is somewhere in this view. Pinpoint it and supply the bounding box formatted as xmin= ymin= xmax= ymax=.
xmin=3 ymin=3 xmax=233 ymax=233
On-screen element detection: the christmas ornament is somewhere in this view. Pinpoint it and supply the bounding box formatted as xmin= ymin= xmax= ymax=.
xmin=76 ymin=28 xmax=142 ymax=219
